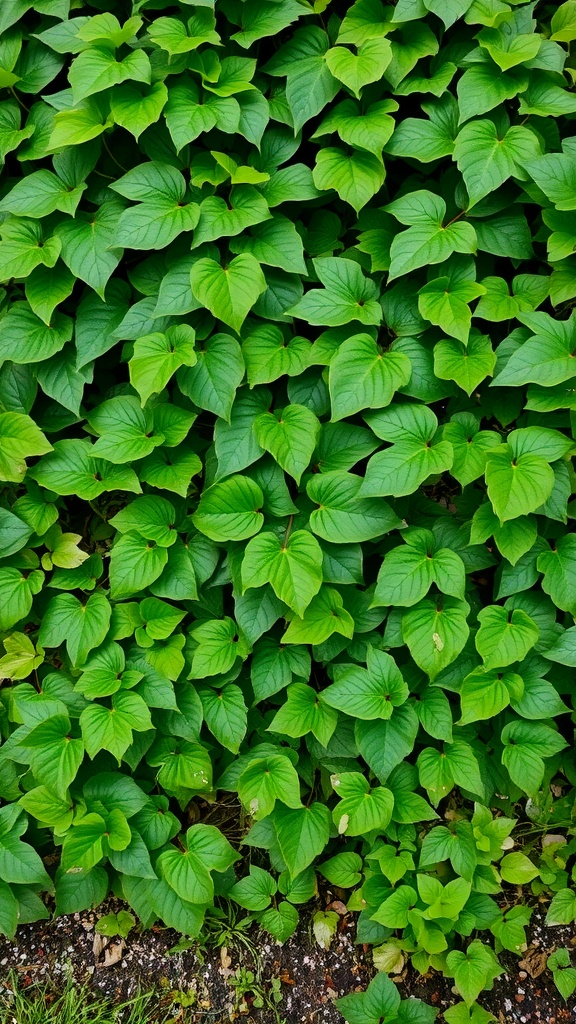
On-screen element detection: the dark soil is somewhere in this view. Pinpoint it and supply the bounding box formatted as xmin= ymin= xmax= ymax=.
xmin=0 ymin=898 xmax=575 ymax=1023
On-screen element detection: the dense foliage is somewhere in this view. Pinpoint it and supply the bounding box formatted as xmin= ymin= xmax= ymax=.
xmin=1 ymin=0 xmax=576 ymax=1016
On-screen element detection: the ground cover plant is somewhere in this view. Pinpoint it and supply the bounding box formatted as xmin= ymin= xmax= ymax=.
xmin=1 ymin=0 xmax=576 ymax=1018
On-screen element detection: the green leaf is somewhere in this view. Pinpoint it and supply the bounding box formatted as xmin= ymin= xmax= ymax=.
xmin=446 ymin=940 xmax=502 ymax=1007
xmin=454 ymin=120 xmax=541 ymax=207
xmin=0 ymin=303 xmax=72 ymax=364
xmin=29 ymin=439 xmax=140 ymax=500
xmin=475 ymin=605 xmax=538 ymax=669
xmin=308 ymin=471 xmax=400 ymax=543
xmin=458 ymin=668 xmax=523 ymax=725
xmin=130 ymin=324 xmax=196 ymax=406
xmin=198 ymin=684 xmax=247 ymax=753
xmin=80 ymin=691 xmax=153 ymax=761
xmin=275 ymin=803 xmax=331 ymax=877
xmin=329 ymin=333 xmax=411 ymax=419
xmin=419 ymin=277 xmax=485 ymax=344
xmin=22 ymin=715 xmax=84 ymax=799
xmin=229 ymin=865 xmax=276 ymax=911
xmin=192 ymin=474 xmax=264 ymax=542
xmin=501 ymin=720 xmax=567 ymax=794
xmin=313 ymin=146 xmax=385 ymax=213
xmin=110 ymin=81 xmax=168 ymax=139
xmin=158 ymin=823 xmax=238 ymax=904
xmin=537 ymin=536 xmax=576 ymax=613
xmin=254 ymin=404 xmax=320 ymax=483
xmin=282 ymin=586 xmax=354 ymax=645
xmin=323 ymin=647 xmax=408 ymax=720
xmin=288 ymin=257 xmax=382 ymax=327
xmin=259 ymin=901 xmax=299 ymax=942
xmin=109 ymin=532 xmax=169 ymax=600
xmin=87 ymin=397 xmax=164 ymax=464
xmin=109 ymin=496 xmax=177 ymax=548
xmin=325 ymin=39 xmax=392 ymax=98
xmin=500 ymin=851 xmax=539 ymax=885
xmin=373 ymin=528 xmax=466 ymax=607
xmin=55 ymin=199 xmax=123 ymax=298
xmin=0 ymin=567 xmax=44 ymax=630
xmin=237 ymin=753 xmax=302 ymax=819
xmin=178 ymin=333 xmax=244 ymax=421
xmin=268 ymin=683 xmax=338 ymax=747
xmin=361 ymin=424 xmax=453 ymax=498
xmin=551 ymin=1 xmax=576 ymax=40
xmin=242 ymin=529 xmax=323 ymax=617
xmin=191 ymin=617 xmax=249 ymax=678
xmin=386 ymin=191 xmax=477 ymax=280
xmin=313 ymin=98 xmax=396 ymax=158
xmin=190 ymin=254 xmax=266 ymax=333
xmin=402 ymin=595 xmax=470 ymax=679
xmin=230 ymin=214 xmax=307 ymax=275
xmin=242 ymin=325 xmax=310 ymax=386
xmin=485 ymin=446 xmax=555 ymax=522
xmin=546 ymin=888 xmax=576 ymax=926
xmin=39 ymin=591 xmax=111 ymax=668
xmin=435 ymin=333 xmax=496 ymax=395
xmin=331 ymin=772 xmax=393 ymax=836
xmin=337 ymin=971 xmax=403 ymax=1024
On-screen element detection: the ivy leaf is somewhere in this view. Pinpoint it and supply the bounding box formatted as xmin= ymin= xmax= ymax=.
xmin=288 ymin=257 xmax=382 ymax=327
xmin=402 ymin=596 xmax=471 ymax=679
xmin=308 ymin=471 xmax=400 ymax=543
xmin=274 ymin=803 xmax=331 ymax=877
xmin=230 ymin=215 xmax=307 ymax=275
xmin=55 ymin=199 xmax=124 ymax=298
xmin=198 ymin=684 xmax=247 ymax=754
xmin=130 ymin=324 xmax=196 ymax=406
xmin=491 ymin=313 xmax=576 ymax=387
xmin=476 ymin=605 xmax=539 ymax=670
xmin=0 ymin=413 xmax=52 ymax=483
xmin=454 ymin=120 xmax=541 ymax=207
xmin=80 ymin=691 xmax=153 ymax=761
xmin=158 ymin=824 xmax=238 ymax=905
xmin=39 ymin=591 xmax=111 ymax=667
xmin=0 ymin=303 xmax=72 ymax=364
xmin=242 ymin=326 xmax=311 ymax=386
xmin=434 ymin=333 xmax=496 ymax=395
xmin=268 ymin=683 xmax=338 ymax=747
xmin=485 ymin=446 xmax=555 ymax=522
xmin=190 ymin=254 xmax=267 ymax=333
xmin=323 ymin=647 xmax=409 ymax=721
xmin=386 ymin=191 xmax=477 ymax=280
xmin=458 ymin=668 xmax=523 ymax=725
xmin=331 ymin=772 xmax=394 ymax=836
xmin=192 ymin=475 xmax=264 ymax=542
xmin=282 ymin=587 xmax=355 ymax=645
xmin=109 ymin=533 xmax=169 ymax=600
xmin=110 ymin=81 xmax=168 ymax=140
xmin=69 ymin=45 xmax=151 ymax=104
xmin=537 ymin=535 xmax=576 ymax=613
xmin=254 ymin=404 xmax=320 ymax=483
xmin=419 ymin=277 xmax=485 ymax=343
xmin=329 ymin=333 xmax=411 ymax=419
xmin=312 ymin=147 xmax=385 ymax=212
xmin=237 ymin=754 xmax=302 ymax=819
xmin=373 ymin=528 xmax=466 ymax=607
xmin=313 ymin=99 xmax=397 ymax=158
xmin=242 ymin=529 xmax=323 ymax=617
xmin=22 ymin=715 xmax=84 ymax=799
xmin=178 ymin=333 xmax=244 ymax=421
xmin=501 ymin=720 xmax=568 ymax=795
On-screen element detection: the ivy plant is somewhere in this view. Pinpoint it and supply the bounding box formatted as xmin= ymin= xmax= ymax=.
xmin=0 ymin=0 xmax=575 ymax=1016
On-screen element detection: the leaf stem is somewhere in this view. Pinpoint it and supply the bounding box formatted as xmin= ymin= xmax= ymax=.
xmin=283 ymin=514 xmax=294 ymax=549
